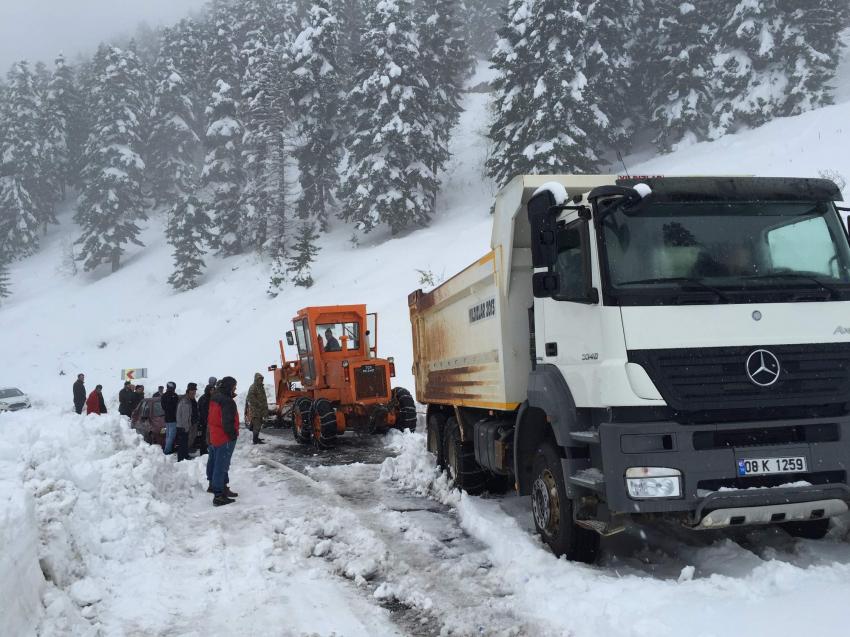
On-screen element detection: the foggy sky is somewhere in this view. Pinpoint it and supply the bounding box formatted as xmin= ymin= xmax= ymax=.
xmin=0 ymin=0 xmax=209 ymax=73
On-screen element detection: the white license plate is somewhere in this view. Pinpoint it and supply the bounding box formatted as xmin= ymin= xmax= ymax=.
xmin=737 ymin=456 xmax=807 ymax=477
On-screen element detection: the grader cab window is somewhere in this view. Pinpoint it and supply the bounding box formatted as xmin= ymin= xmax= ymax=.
xmin=317 ymin=322 xmax=360 ymax=352
xmin=293 ymin=319 xmax=315 ymax=383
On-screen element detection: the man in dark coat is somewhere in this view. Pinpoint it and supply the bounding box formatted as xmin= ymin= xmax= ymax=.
xmin=175 ymin=383 xmax=198 ymax=461
xmin=118 ymin=381 xmax=135 ymax=417
xmin=129 ymin=385 xmax=145 ymax=415
xmin=207 ymin=376 xmax=239 ymax=506
xmin=73 ymin=373 xmax=86 ymax=414
xmin=161 ymin=381 xmax=179 ymax=454
xmin=323 ymin=328 xmax=341 ymax=352
xmin=198 ymin=378 xmax=215 ymax=459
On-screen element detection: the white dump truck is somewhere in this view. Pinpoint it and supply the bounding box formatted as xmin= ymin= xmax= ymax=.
xmin=409 ymin=174 xmax=850 ymax=562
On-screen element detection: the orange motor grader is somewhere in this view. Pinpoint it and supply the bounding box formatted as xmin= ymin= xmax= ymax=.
xmin=268 ymin=304 xmax=417 ymax=448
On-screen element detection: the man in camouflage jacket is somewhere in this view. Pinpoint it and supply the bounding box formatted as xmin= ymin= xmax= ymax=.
xmin=246 ymin=372 xmax=268 ymax=445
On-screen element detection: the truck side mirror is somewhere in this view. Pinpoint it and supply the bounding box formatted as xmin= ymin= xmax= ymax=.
xmin=533 ymin=272 xmax=560 ymax=298
xmin=528 ymin=190 xmax=560 ymax=268
xmin=286 ymin=331 xmax=294 ymax=346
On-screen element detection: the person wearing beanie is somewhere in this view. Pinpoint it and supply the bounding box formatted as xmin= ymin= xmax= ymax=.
xmin=175 ymin=382 xmax=198 ymax=461
xmin=161 ymin=381 xmax=179 ymax=455
xmin=118 ymin=380 xmax=135 ymax=417
xmin=73 ymin=373 xmax=86 ymax=414
xmin=207 ymin=376 xmax=240 ymax=506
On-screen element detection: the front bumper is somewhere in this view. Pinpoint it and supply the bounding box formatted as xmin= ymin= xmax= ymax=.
xmin=595 ymin=414 xmax=850 ymax=523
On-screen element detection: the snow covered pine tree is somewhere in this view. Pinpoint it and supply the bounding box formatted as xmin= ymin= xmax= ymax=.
xmin=648 ymin=0 xmax=716 ymax=151
xmin=42 ymin=54 xmax=78 ymax=203
xmin=74 ymin=46 xmax=148 ymax=273
xmin=201 ymin=6 xmax=245 ymax=256
xmin=166 ymin=194 xmax=211 ymax=290
xmin=0 ymin=61 xmax=44 ymax=258
xmin=241 ymin=17 xmax=291 ymax=253
xmin=0 ymin=257 xmax=10 ymax=303
xmin=487 ymin=0 xmax=605 ymax=187
xmin=339 ymin=0 xmax=438 ymax=234
xmin=148 ymin=58 xmax=201 ymax=208
xmin=416 ymin=0 xmax=471 ymax=209
xmin=287 ymin=221 xmax=320 ymax=288
xmin=290 ymin=0 xmax=344 ymax=232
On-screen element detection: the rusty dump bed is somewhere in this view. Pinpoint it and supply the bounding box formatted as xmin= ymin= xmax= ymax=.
xmin=408 ymin=174 xmax=620 ymax=412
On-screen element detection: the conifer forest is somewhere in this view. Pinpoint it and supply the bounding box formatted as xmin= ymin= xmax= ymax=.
xmin=0 ymin=0 xmax=845 ymax=297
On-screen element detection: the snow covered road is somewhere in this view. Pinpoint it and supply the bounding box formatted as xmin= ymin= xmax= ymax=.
xmin=3 ymin=408 xmax=850 ymax=636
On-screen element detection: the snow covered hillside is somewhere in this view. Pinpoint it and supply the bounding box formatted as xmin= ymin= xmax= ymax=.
xmin=5 ymin=61 xmax=850 ymax=636
xmin=0 ymin=63 xmax=502 ymax=407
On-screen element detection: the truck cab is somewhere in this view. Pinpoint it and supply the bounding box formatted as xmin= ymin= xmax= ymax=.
xmin=410 ymin=174 xmax=850 ymax=561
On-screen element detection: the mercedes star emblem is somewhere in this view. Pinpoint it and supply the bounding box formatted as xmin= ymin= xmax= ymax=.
xmin=745 ymin=349 xmax=781 ymax=387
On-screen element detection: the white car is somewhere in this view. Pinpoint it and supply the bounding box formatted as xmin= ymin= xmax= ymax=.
xmin=0 ymin=387 xmax=32 ymax=412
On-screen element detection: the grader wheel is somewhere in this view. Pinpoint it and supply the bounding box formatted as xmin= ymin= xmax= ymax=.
xmin=312 ymin=398 xmax=337 ymax=449
xmin=292 ymin=397 xmax=313 ymax=445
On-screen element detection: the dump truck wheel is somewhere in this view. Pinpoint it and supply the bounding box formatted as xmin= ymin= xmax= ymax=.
xmin=443 ymin=418 xmax=487 ymax=495
xmin=312 ymin=399 xmax=337 ymax=449
xmin=781 ymin=518 xmax=830 ymax=540
xmin=426 ymin=412 xmax=446 ymax=468
xmin=392 ymin=387 xmax=417 ymax=431
xmin=368 ymin=405 xmax=389 ymax=434
xmin=531 ymin=441 xmax=599 ymax=563
xmin=293 ymin=398 xmax=313 ymax=444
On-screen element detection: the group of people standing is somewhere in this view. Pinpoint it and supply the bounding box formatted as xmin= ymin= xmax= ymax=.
xmin=72 ymin=370 xmax=271 ymax=508
xmin=72 ymin=373 xmax=110 ymax=415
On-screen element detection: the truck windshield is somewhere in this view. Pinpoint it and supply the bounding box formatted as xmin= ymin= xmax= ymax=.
xmin=600 ymin=201 xmax=850 ymax=303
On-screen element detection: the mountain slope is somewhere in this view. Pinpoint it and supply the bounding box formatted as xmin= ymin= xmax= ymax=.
xmin=3 ymin=62 xmax=850 ymax=405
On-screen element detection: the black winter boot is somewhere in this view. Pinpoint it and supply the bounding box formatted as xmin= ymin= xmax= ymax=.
xmin=213 ymin=494 xmax=235 ymax=507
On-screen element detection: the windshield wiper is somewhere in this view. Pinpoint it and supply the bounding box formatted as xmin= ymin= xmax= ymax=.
xmin=616 ymin=277 xmax=731 ymax=302
xmin=742 ymin=273 xmax=840 ymax=299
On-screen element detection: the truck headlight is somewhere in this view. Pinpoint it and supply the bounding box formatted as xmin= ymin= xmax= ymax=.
xmin=626 ymin=467 xmax=682 ymax=499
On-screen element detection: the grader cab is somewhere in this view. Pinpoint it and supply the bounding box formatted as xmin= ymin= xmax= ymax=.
xmin=268 ymin=304 xmax=417 ymax=448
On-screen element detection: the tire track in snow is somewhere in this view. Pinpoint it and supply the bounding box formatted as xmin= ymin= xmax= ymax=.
xmin=262 ymin=431 xmax=536 ymax=637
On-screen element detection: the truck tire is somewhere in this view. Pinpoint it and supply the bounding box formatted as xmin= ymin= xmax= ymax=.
xmin=443 ymin=417 xmax=487 ymax=494
xmin=781 ymin=518 xmax=830 ymax=540
xmin=393 ymin=387 xmax=417 ymax=431
xmin=531 ymin=441 xmax=599 ymax=563
xmin=312 ymin=398 xmax=337 ymax=449
xmin=293 ymin=398 xmax=313 ymax=444
xmin=426 ymin=412 xmax=446 ymax=468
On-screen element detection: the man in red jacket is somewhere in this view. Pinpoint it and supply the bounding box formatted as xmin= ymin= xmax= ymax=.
xmin=207 ymin=376 xmax=239 ymax=506
xmin=85 ymin=385 xmax=107 ymax=415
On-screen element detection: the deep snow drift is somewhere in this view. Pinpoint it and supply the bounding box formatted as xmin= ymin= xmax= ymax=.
xmin=5 ymin=60 xmax=850 ymax=635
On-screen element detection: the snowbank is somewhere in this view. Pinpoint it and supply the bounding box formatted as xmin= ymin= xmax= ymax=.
xmin=0 ymin=408 xmax=204 ymax=634
xmin=0 ymin=478 xmax=43 ymax=635
xmin=0 ymin=408 xmax=402 ymax=636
